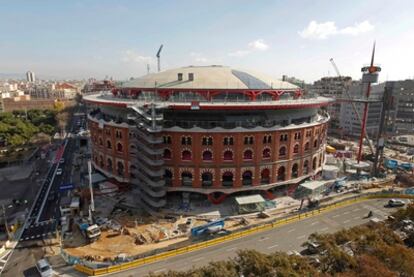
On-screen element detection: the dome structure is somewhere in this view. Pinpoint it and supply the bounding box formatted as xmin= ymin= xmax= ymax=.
xmin=121 ymin=65 xmax=298 ymax=90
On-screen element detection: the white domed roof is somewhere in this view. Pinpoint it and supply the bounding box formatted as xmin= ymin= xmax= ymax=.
xmin=121 ymin=65 xmax=298 ymax=90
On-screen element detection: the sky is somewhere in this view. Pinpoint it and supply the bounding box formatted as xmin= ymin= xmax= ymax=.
xmin=1 ymin=0 xmax=414 ymax=83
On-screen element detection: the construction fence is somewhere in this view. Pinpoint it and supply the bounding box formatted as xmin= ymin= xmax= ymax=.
xmin=73 ymin=191 xmax=414 ymax=276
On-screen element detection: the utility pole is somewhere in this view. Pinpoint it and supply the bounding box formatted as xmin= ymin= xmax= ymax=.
xmin=88 ymin=160 xmax=94 ymax=223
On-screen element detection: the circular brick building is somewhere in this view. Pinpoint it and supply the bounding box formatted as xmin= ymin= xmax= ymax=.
xmin=84 ymin=66 xmax=332 ymax=213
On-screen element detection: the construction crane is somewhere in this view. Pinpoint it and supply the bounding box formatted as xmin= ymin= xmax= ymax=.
xmin=156 ymin=44 xmax=163 ymax=72
xmin=329 ymin=58 xmax=375 ymax=155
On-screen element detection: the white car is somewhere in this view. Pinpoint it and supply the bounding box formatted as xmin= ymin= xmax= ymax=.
xmin=59 ymin=158 xmax=65 ymax=164
xmin=36 ymin=259 xmax=53 ymax=277
xmin=388 ymin=199 xmax=405 ymax=207
xmin=56 ymin=168 xmax=63 ymax=175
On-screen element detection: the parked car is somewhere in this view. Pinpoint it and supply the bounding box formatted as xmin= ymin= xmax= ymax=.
xmin=388 ymin=199 xmax=405 ymax=207
xmin=59 ymin=158 xmax=65 ymax=164
xmin=36 ymin=259 xmax=53 ymax=277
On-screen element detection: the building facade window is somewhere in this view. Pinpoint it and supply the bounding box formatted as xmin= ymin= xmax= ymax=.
xmin=115 ymin=130 xmax=122 ymax=139
xmin=107 ymin=158 xmax=113 ymax=172
xmin=223 ymin=136 xmax=234 ymax=146
xmin=312 ymin=157 xmax=317 ymax=170
xmin=261 ymin=168 xmax=270 ymax=184
xmin=117 ymin=161 xmax=124 ymax=177
xmin=201 ymin=172 xmax=213 ymax=187
xmin=181 ymin=136 xmax=192 ymax=145
xmin=182 ymin=150 xmax=192 ymax=161
xmin=202 ymin=150 xmax=213 ymax=161
xmin=223 ymin=150 xmax=233 ymax=161
xmin=303 ymin=160 xmax=309 ymax=175
xmin=262 ymin=148 xmax=271 ymax=159
xmin=280 ymin=134 xmax=288 ymax=142
xmin=164 ymin=170 xmax=173 ymax=186
xmin=314 ymin=139 xmax=318 ymax=148
xmin=293 ymin=144 xmax=299 ymax=154
xmin=163 ymin=149 xmax=172 ymax=160
xmin=163 ymin=135 xmax=172 ymax=144
xmin=291 ymin=163 xmax=299 ymax=178
xmin=202 ymin=136 xmax=213 ymax=146
xmin=222 ymin=172 xmax=234 ymax=187
xmin=277 ymin=166 xmax=286 ymax=181
xmin=107 ymin=140 xmax=112 ymax=149
xmin=263 ymin=135 xmax=272 ymax=144
xmin=181 ymin=172 xmax=193 ymax=186
xmin=243 ymin=149 xmax=253 ymax=160
xmin=304 ymin=142 xmax=310 ymax=151
xmin=279 ymin=146 xmax=287 ymax=157
xmin=117 ymin=142 xmax=123 ymax=152
xmin=242 ymin=171 xmax=253 ymax=186
xmin=244 ymin=136 xmax=254 ymax=145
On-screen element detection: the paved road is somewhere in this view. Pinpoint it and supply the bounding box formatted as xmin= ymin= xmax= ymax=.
xmin=107 ymin=199 xmax=398 ymax=276
xmin=3 ymin=107 xmax=86 ymax=276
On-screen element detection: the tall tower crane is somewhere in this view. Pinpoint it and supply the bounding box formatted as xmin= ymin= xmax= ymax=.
xmin=329 ymin=58 xmax=375 ymax=155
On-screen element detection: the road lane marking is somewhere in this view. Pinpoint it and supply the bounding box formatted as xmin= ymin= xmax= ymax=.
xmin=267 ymin=244 xmax=278 ymax=249
xmin=287 ymin=228 xmax=296 ymax=233
xmin=259 ymin=237 xmax=269 ymax=241
xmin=343 ymin=211 xmax=350 ymax=215
xmin=192 ymin=257 xmax=204 ymax=262
xmin=311 ymin=221 xmax=319 ymax=226
xmin=153 ymin=268 xmax=166 ymax=274
xmin=352 ymin=208 xmax=360 ymax=212
xmin=344 ymin=220 xmax=351 ymax=224
xmin=353 ymin=216 xmax=360 ymax=220
xmin=332 ymin=214 xmax=340 ymax=218
xmin=226 ymin=247 xmax=238 ymax=252
xmin=320 ymin=227 xmax=329 ymax=232
xmin=297 ymin=235 xmax=306 ymax=239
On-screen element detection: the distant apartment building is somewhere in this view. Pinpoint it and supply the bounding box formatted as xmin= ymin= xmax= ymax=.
xmin=339 ymin=82 xmax=384 ymax=138
xmin=29 ymin=82 xmax=79 ymax=99
xmin=311 ymin=76 xmax=353 ymax=133
xmin=385 ymin=80 xmax=414 ymax=134
xmin=26 ymin=71 xmax=36 ymax=83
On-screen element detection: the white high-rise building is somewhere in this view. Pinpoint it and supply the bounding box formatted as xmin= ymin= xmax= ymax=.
xmin=26 ymin=71 xmax=36 ymax=83
xmin=339 ymin=83 xmax=384 ymax=138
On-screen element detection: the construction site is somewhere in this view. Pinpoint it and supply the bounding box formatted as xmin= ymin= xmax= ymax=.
xmin=51 ymin=45 xmax=414 ymax=268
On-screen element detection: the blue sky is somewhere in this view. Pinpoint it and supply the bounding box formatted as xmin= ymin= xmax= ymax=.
xmin=1 ymin=0 xmax=413 ymax=82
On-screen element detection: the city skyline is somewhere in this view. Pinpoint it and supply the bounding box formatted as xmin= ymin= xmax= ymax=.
xmin=1 ymin=0 xmax=413 ymax=82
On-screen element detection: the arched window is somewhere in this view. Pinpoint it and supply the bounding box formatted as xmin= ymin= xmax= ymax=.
xmin=181 ymin=172 xmax=192 ymax=186
xmin=303 ymin=160 xmax=309 ymax=175
xmin=222 ymin=171 xmax=233 ymax=187
xmin=292 ymin=163 xmax=299 ymax=178
xmin=277 ymin=166 xmax=286 ymax=181
xmin=117 ymin=143 xmax=123 ymax=152
xmin=314 ymin=139 xmax=318 ymax=148
xmin=201 ymin=172 xmax=213 ymax=187
xmin=262 ymin=148 xmax=271 ymax=159
xmin=261 ymin=168 xmax=270 ymax=184
xmin=242 ymin=171 xmax=253 ymax=186
xmin=99 ymin=138 xmax=103 ymax=146
xmin=293 ymin=144 xmax=299 ymax=154
xmin=117 ymin=161 xmax=124 ymax=176
xmin=279 ymin=146 xmax=287 ymax=157
xmin=202 ymin=150 xmax=213 ymax=161
xmin=107 ymin=158 xmax=113 ymax=172
xmin=243 ymin=150 xmax=253 ymax=160
xmin=163 ymin=149 xmax=172 ymax=160
xmin=208 ymin=137 xmax=213 ymax=145
xmin=304 ymin=142 xmax=310 ymax=151
xmin=223 ymin=150 xmax=233 ymax=161
xmin=106 ymin=140 xmax=112 ymax=149
xmin=164 ymin=169 xmax=173 ymax=186
xmin=312 ymin=157 xmax=317 ymax=170
xmin=319 ymin=154 xmax=322 ymax=167
xmin=182 ymin=150 xmax=192 ymax=161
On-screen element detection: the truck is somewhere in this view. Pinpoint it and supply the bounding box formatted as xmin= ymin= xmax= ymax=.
xmin=77 ymin=220 xmax=101 ymax=242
